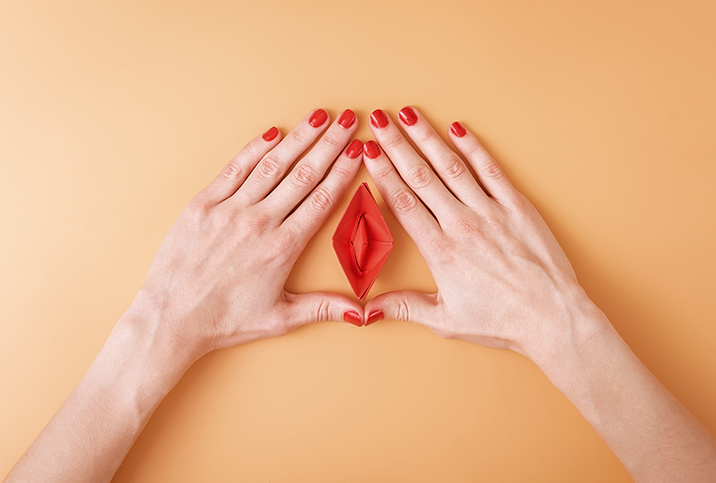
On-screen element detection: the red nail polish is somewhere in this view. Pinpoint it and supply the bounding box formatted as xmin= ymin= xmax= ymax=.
xmin=399 ymin=107 xmax=418 ymax=126
xmin=338 ymin=109 xmax=356 ymax=129
xmin=262 ymin=126 xmax=279 ymax=141
xmin=370 ymin=109 xmax=389 ymax=128
xmin=309 ymin=109 xmax=328 ymax=128
xmin=346 ymin=139 xmax=363 ymax=159
xmin=363 ymin=140 xmax=381 ymax=159
xmin=365 ymin=310 xmax=384 ymax=326
xmin=450 ymin=121 xmax=466 ymax=137
xmin=343 ymin=310 xmax=363 ymax=327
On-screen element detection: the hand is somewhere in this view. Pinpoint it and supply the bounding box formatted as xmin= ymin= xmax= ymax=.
xmin=123 ymin=108 xmax=365 ymax=362
xmin=4 ymin=109 xmax=368 ymax=483
xmin=362 ymin=107 xmax=600 ymax=362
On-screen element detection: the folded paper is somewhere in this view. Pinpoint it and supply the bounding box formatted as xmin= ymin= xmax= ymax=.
xmin=333 ymin=183 xmax=393 ymax=300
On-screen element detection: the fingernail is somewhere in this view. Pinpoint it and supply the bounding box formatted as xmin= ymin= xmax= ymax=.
xmin=370 ymin=109 xmax=389 ymax=128
xmin=309 ymin=109 xmax=328 ymax=128
xmin=365 ymin=310 xmax=384 ymax=326
xmin=346 ymin=139 xmax=363 ymax=159
xmin=363 ymin=140 xmax=381 ymax=159
xmin=398 ymin=107 xmax=418 ymax=126
xmin=262 ymin=126 xmax=279 ymax=141
xmin=450 ymin=121 xmax=466 ymax=138
xmin=343 ymin=310 xmax=363 ymax=327
xmin=338 ymin=109 xmax=356 ymax=129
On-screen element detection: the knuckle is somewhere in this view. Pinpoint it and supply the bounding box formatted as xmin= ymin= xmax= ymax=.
xmin=428 ymin=235 xmax=455 ymax=263
xmin=390 ymin=190 xmax=418 ymax=216
xmin=329 ymin=161 xmax=353 ymax=179
xmin=321 ymin=133 xmax=341 ymax=148
xmin=243 ymin=143 xmax=256 ymax=158
xmin=258 ymin=155 xmax=281 ymax=178
xmin=417 ymin=128 xmax=435 ymax=143
xmin=453 ymin=218 xmax=480 ymax=237
xmin=221 ymin=162 xmax=242 ymax=180
xmin=243 ymin=212 xmax=273 ymax=236
xmin=511 ymin=192 xmax=532 ymax=212
xmin=441 ymin=155 xmax=466 ymax=179
xmin=291 ymin=129 xmax=306 ymax=144
xmin=468 ymin=141 xmax=485 ymax=157
xmin=508 ymin=192 xmax=535 ymax=217
xmin=482 ymin=161 xmax=504 ymax=179
xmin=374 ymin=163 xmax=395 ymax=182
xmin=396 ymin=299 xmax=410 ymax=322
xmin=383 ymin=134 xmax=403 ymax=149
xmin=408 ymin=165 xmax=434 ymax=189
xmin=309 ymin=188 xmax=334 ymax=212
xmin=184 ymin=199 xmax=210 ymax=222
xmin=293 ymin=164 xmax=317 ymax=187
xmin=316 ymin=299 xmax=331 ymax=323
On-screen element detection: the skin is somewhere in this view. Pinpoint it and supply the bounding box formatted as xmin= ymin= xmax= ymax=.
xmin=362 ymin=107 xmax=716 ymax=482
xmin=4 ymin=108 xmax=364 ymax=483
xmin=4 ymin=107 xmax=716 ymax=482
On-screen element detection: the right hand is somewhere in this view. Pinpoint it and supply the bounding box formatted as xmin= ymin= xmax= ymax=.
xmin=123 ymin=108 xmax=365 ymax=363
xmin=362 ymin=107 xmax=604 ymax=363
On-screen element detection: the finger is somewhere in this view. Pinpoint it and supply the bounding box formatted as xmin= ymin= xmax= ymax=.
xmin=448 ymin=122 xmax=518 ymax=204
xmin=362 ymin=140 xmax=442 ymax=247
xmin=364 ymin=290 xmax=445 ymax=332
xmin=232 ymin=108 xmax=330 ymax=206
xmin=369 ymin=109 xmax=461 ymax=220
xmin=396 ymin=107 xmax=488 ymax=209
xmin=280 ymin=139 xmax=362 ymax=246
xmin=196 ymin=126 xmax=282 ymax=206
xmin=262 ymin=109 xmax=357 ymax=218
xmin=281 ymin=291 xmax=365 ymax=329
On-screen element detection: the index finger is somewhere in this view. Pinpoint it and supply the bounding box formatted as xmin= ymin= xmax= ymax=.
xmin=361 ymin=140 xmax=442 ymax=248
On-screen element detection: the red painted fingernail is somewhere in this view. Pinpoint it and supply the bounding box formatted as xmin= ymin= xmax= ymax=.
xmin=338 ymin=109 xmax=356 ymax=129
xmin=343 ymin=310 xmax=363 ymax=327
xmin=309 ymin=109 xmax=328 ymax=128
xmin=363 ymin=140 xmax=381 ymax=159
xmin=262 ymin=126 xmax=279 ymax=141
xmin=399 ymin=107 xmax=418 ymax=126
xmin=370 ymin=109 xmax=389 ymax=128
xmin=346 ymin=139 xmax=363 ymax=159
xmin=366 ymin=310 xmax=384 ymax=326
xmin=450 ymin=121 xmax=466 ymax=137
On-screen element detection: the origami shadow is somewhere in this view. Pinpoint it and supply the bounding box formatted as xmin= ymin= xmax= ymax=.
xmin=332 ymin=183 xmax=393 ymax=300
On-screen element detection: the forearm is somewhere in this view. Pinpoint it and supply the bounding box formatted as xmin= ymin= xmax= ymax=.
xmin=4 ymin=311 xmax=196 ymax=483
xmin=535 ymin=298 xmax=716 ymax=483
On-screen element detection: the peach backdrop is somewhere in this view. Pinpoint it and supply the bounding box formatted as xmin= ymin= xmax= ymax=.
xmin=1 ymin=0 xmax=715 ymax=481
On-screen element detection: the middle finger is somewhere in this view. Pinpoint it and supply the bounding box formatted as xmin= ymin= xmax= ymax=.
xmin=369 ymin=109 xmax=461 ymax=222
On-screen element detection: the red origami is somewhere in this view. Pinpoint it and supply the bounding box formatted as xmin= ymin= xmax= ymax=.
xmin=332 ymin=183 xmax=393 ymax=300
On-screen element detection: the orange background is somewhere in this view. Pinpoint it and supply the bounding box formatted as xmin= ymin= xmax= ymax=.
xmin=2 ymin=1 xmax=715 ymax=481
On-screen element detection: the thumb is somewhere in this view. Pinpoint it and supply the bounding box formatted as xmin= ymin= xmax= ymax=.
xmin=364 ymin=290 xmax=441 ymax=328
xmin=282 ymin=291 xmax=365 ymax=328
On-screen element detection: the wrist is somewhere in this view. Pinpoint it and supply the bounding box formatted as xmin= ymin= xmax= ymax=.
xmin=124 ymin=286 xmax=213 ymax=363
xmin=116 ymin=304 xmax=201 ymax=373
xmin=522 ymin=285 xmax=614 ymax=378
xmin=84 ymin=310 xmax=200 ymax=419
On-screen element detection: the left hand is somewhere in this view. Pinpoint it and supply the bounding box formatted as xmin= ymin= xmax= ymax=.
xmin=122 ymin=108 xmax=365 ymax=362
xmin=361 ymin=107 xmax=594 ymax=363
